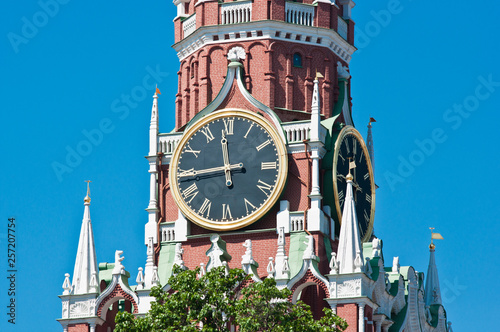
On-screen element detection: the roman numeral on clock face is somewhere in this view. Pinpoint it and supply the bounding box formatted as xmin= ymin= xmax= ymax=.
xmin=344 ymin=139 xmax=350 ymax=153
xmin=364 ymin=210 xmax=369 ymax=222
xmin=244 ymin=123 xmax=254 ymax=138
xmin=366 ymin=193 xmax=372 ymax=203
xmin=185 ymin=143 xmax=201 ymax=158
xmin=223 ymin=119 xmax=234 ymax=135
xmin=261 ymin=161 xmax=277 ymax=170
xmin=222 ymin=204 xmax=232 ymax=220
xmin=244 ymin=198 xmax=256 ymax=214
xmin=182 ymin=183 xmax=199 ymax=203
xmin=256 ymin=139 xmax=271 ymax=151
xmin=364 ymin=173 xmax=369 ymax=180
xmin=199 ymin=198 xmax=212 ymax=217
xmin=256 ymin=179 xmax=273 ymax=196
xmin=200 ymin=126 xmax=215 ymax=143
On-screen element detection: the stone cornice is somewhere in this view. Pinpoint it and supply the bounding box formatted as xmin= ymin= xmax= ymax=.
xmin=173 ymin=20 xmax=356 ymax=63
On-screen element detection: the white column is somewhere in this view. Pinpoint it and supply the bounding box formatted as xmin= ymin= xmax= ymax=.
xmin=358 ymin=303 xmax=365 ymax=332
xmin=90 ymin=323 xmax=96 ymax=332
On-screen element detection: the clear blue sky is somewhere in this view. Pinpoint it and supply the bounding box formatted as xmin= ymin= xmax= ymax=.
xmin=1 ymin=1 xmax=498 ymax=331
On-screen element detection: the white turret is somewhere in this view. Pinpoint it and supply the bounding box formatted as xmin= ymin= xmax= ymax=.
xmin=71 ymin=182 xmax=98 ymax=294
xmin=336 ymin=169 xmax=363 ymax=274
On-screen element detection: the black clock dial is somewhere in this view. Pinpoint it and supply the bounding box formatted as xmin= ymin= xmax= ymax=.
xmin=333 ymin=127 xmax=375 ymax=241
xmin=170 ymin=110 xmax=287 ymax=230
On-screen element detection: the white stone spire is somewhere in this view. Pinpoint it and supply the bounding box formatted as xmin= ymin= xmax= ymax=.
xmin=424 ymin=229 xmax=443 ymax=306
xmin=71 ymin=182 xmax=98 ymax=294
xmin=149 ymin=87 xmax=159 ymax=156
xmin=307 ymin=72 xmax=326 ymax=233
xmin=336 ymin=170 xmax=363 ymax=274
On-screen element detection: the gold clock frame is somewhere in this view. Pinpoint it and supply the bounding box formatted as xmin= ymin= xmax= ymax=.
xmin=169 ymin=108 xmax=288 ymax=231
xmin=332 ymin=125 xmax=376 ymax=242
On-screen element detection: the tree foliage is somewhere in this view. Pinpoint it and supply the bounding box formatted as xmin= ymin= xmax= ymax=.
xmin=115 ymin=265 xmax=347 ymax=332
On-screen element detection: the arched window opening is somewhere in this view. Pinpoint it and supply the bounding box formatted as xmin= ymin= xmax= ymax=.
xmin=293 ymin=53 xmax=302 ymax=68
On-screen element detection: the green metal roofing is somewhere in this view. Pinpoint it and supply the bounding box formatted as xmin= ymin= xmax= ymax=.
xmin=288 ymin=231 xmax=308 ymax=279
xmin=157 ymin=242 xmax=177 ymax=285
xmin=98 ymin=262 xmax=131 ymax=289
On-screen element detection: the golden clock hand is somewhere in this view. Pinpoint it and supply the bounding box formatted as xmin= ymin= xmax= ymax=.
xmin=178 ymin=163 xmax=243 ymax=178
xmin=221 ymin=130 xmax=232 ymax=186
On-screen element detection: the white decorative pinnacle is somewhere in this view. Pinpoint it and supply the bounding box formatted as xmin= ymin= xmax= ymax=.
xmin=112 ymin=250 xmax=125 ymax=275
xmin=329 ymin=252 xmax=339 ymax=274
xmin=136 ymin=267 xmax=144 ymax=290
xmin=267 ymin=257 xmax=275 ymax=278
xmin=71 ymin=183 xmax=98 ymax=295
xmin=336 ymin=173 xmax=363 ymax=274
xmin=199 ymin=263 xmax=206 ymax=278
xmin=62 ymin=273 xmax=72 ymax=295
xmin=151 ymin=266 xmax=159 ymax=287
xmin=275 ymin=228 xmax=290 ymax=280
xmin=227 ymin=46 xmax=246 ymax=62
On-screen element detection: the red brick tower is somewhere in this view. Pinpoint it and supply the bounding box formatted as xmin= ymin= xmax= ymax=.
xmin=148 ymin=0 xmax=360 ymax=327
xmin=59 ymin=1 xmax=451 ymax=331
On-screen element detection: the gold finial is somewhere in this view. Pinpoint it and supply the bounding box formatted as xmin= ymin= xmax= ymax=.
xmin=84 ymin=180 xmax=91 ymax=203
xmin=429 ymin=227 xmax=443 ymax=250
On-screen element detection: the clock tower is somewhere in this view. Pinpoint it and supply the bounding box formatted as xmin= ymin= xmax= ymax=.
xmin=59 ymin=1 xmax=452 ymax=331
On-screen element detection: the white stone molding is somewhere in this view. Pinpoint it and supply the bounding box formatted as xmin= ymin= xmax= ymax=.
xmin=365 ymin=258 xmax=373 ymax=276
xmin=94 ymin=273 xmax=139 ymax=319
xmin=160 ymin=222 xmax=176 ymax=242
xmin=144 ymin=237 xmax=155 ymax=289
xmin=359 ymin=302 xmax=366 ymax=332
xmin=61 ymin=299 xmax=69 ymax=319
xmin=287 ymin=236 xmax=330 ymax=300
xmin=158 ymin=132 xmax=182 ymax=157
xmin=227 ymin=46 xmax=246 ymax=62
xmin=183 ymin=14 xmax=197 ymax=38
xmin=285 ymin=2 xmax=315 ymax=27
xmin=372 ymin=237 xmax=381 ymax=257
xmin=173 ymin=20 xmax=356 ymax=63
xmin=290 ymin=212 xmax=305 ymax=232
xmin=173 ymin=0 xmax=191 ymax=18
xmin=206 ymin=234 xmax=231 ymax=272
xmin=221 ymin=1 xmax=252 ymax=25
xmin=276 ymin=200 xmax=290 ymax=234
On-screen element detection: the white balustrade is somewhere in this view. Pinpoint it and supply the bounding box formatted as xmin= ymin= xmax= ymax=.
xmin=183 ymin=14 xmax=196 ymax=38
xmin=160 ymin=223 xmax=176 ymax=242
xmin=282 ymin=121 xmax=326 ymax=145
xmin=158 ymin=133 xmax=182 ymax=154
xmin=285 ymin=2 xmax=314 ymax=27
xmin=337 ymin=16 xmax=348 ymax=40
xmin=290 ymin=212 xmax=305 ymax=232
xmin=221 ymin=1 xmax=252 ymax=25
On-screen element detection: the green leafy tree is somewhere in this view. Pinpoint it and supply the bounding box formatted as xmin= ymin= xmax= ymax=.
xmin=115 ymin=266 xmax=347 ymax=332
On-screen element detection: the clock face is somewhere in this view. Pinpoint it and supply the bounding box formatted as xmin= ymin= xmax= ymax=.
xmin=170 ymin=109 xmax=288 ymax=231
xmin=332 ymin=126 xmax=375 ymax=242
